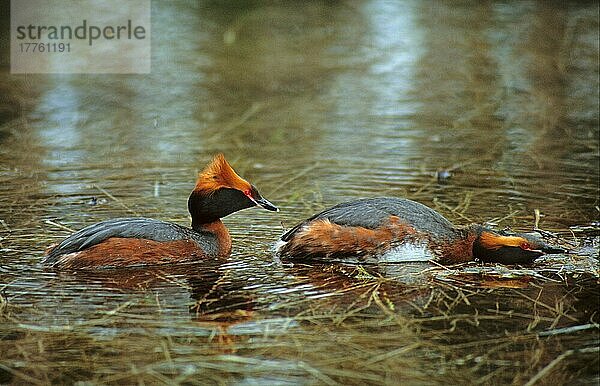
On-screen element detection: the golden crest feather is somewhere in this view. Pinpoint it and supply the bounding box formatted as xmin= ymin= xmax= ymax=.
xmin=193 ymin=154 xmax=252 ymax=194
xmin=479 ymin=232 xmax=527 ymax=250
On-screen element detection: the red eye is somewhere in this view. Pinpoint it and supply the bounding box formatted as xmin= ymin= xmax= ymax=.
xmin=520 ymin=242 xmax=531 ymax=250
xmin=243 ymin=189 xmax=252 ymax=198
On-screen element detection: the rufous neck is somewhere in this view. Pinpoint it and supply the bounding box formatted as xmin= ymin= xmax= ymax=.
xmin=192 ymin=219 xmax=232 ymax=257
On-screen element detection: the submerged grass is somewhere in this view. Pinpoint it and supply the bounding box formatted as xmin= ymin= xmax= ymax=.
xmin=1 ymin=182 xmax=598 ymax=385
xmin=1 ymin=260 xmax=598 ymax=385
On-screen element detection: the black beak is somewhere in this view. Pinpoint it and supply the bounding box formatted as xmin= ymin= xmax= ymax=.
xmin=255 ymin=196 xmax=278 ymax=212
xmin=245 ymin=185 xmax=278 ymax=212
xmin=541 ymin=244 xmax=567 ymax=254
xmin=519 ymin=232 xmax=568 ymax=255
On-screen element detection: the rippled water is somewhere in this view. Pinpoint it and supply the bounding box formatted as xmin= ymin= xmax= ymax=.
xmin=1 ymin=1 xmax=598 ymax=385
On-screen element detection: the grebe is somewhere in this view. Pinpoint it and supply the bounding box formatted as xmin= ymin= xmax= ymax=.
xmin=276 ymin=197 xmax=563 ymax=265
xmin=44 ymin=154 xmax=277 ymax=269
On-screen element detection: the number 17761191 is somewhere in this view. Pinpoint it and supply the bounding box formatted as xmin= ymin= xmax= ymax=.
xmin=19 ymin=42 xmax=71 ymax=53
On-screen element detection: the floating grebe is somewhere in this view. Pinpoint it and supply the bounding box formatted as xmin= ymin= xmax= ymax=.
xmin=44 ymin=154 xmax=278 ymax=269
xmin=276 ymin=197 xmax=564 ymax=265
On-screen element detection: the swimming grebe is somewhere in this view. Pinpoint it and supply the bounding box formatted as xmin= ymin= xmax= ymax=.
xmin=44 ymin=154 xmax=278 ymax=269
xmin=276 ymin=197 xmax=564 ymax=265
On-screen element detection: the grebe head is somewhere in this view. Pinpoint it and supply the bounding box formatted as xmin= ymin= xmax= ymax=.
xmin=188 ymin=154 xmax=278 ymax=227
xmin=473 ymin=228 xmax=565 ymax=264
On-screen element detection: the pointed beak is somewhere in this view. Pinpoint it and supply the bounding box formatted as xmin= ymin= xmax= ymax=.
xmin=523 ymin=243 xmax=566 ymax=256
xmin=541 ymin=244 xmax=567 ymax=254
xmin=519 ymin=232 xmax=568 ymax=255
xmin=244 ymin=188 xmax=279 ymax=212
xmin=255 ymin=196 xmax=279 ymax=212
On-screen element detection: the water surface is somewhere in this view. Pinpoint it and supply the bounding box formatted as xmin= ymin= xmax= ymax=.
xmin=0 ymin=1 xmax=598 ymax=385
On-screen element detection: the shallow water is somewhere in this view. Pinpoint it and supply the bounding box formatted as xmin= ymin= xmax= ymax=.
xmin=0 ymin=1 xmax=599 ymax=385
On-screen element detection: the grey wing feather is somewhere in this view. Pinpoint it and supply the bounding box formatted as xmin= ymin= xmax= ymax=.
xmin=44 ymin=217 xmax=196 ymax=263
xmin=281 ymin=197 xmax=457 ymax=241
xmin=281 ymin=198 xmax=392 ymax=241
